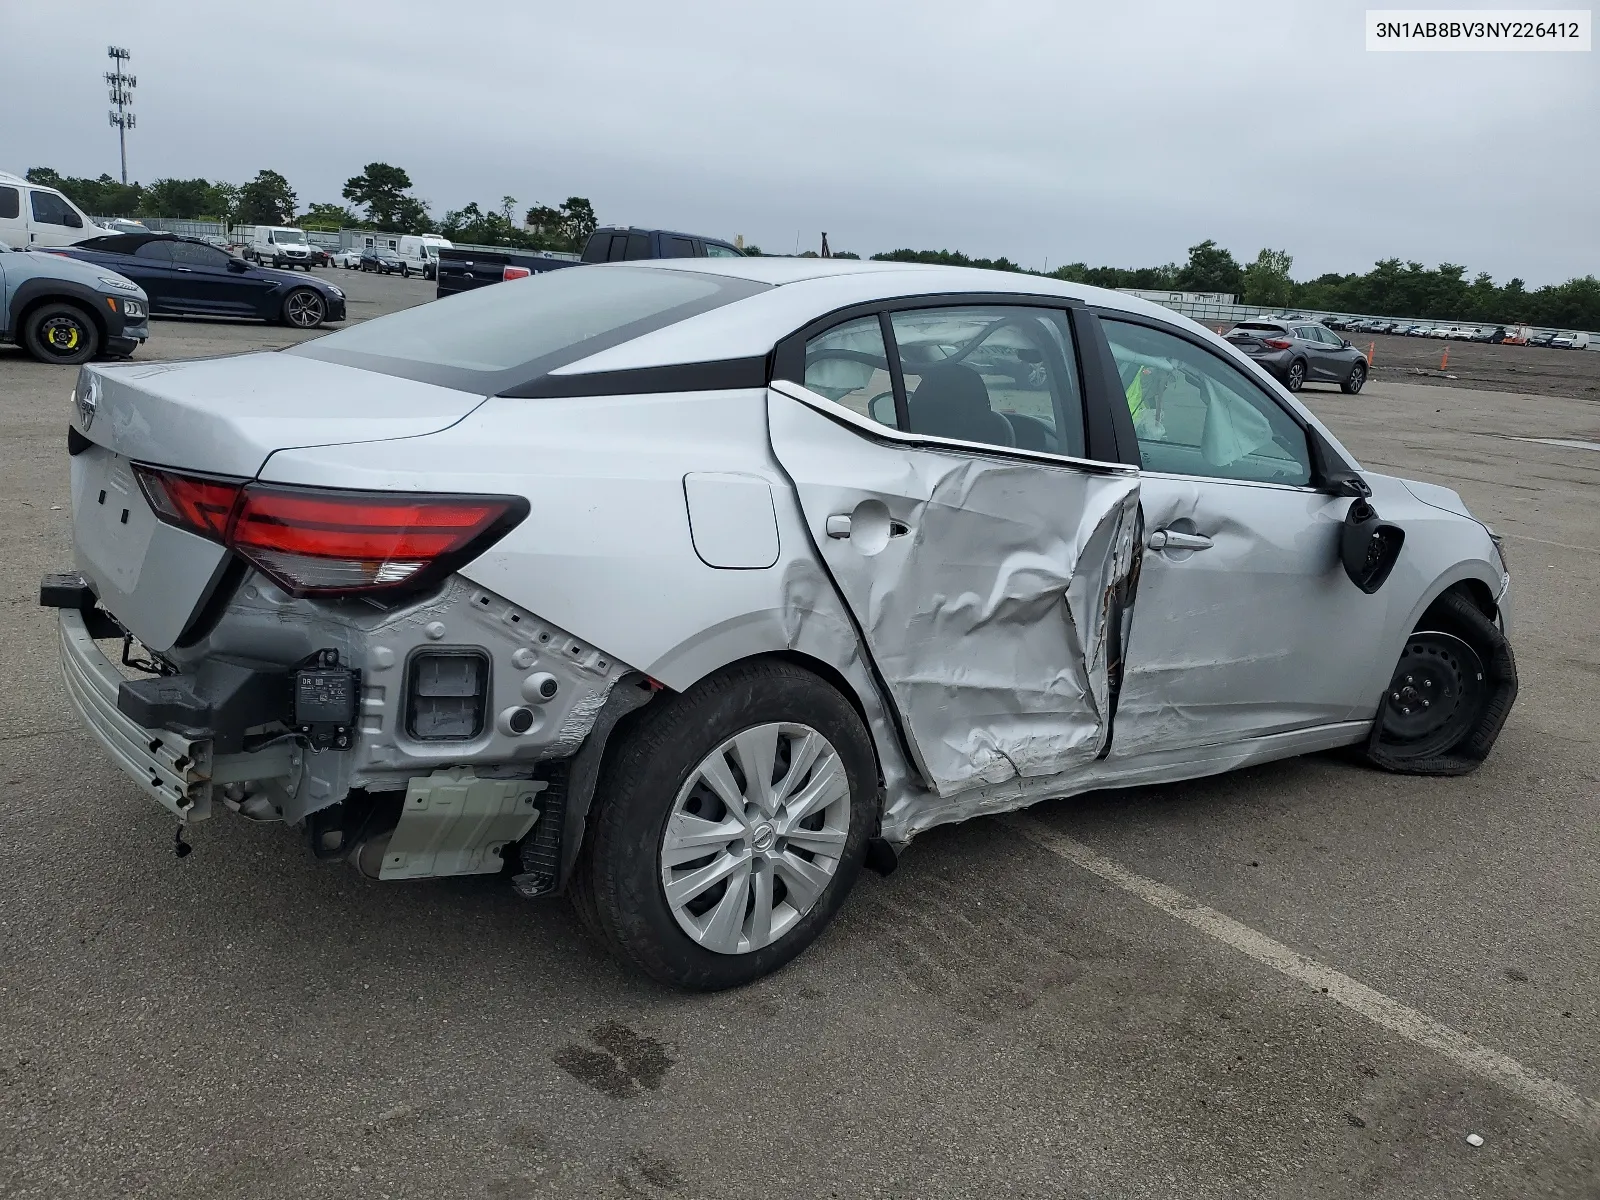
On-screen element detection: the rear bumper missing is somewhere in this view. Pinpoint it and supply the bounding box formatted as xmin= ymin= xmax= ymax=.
xmin=57 ymin=609 xmax=298 ymax=823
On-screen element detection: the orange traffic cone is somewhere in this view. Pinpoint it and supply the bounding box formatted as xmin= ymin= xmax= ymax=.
xmin=1440 ymin=347 xmax=1449 ymax=370
xmin=1367 ymin=341 xmax=1375 ymax=364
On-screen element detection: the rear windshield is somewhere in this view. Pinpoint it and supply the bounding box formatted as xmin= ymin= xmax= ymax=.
xmin=292 ymin=265 xmax=768 ymax=394
xmin=1233 ymin=322 xmax=1288 ymax=332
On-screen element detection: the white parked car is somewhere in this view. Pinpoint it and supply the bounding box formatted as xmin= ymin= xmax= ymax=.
xmin=1427 ymin=326 xmax=1458 ymax=339
xmin=44 ymin=260 xmax=1517 ymax=989
xmin=332 ymin=247 xmax=364 ymax=269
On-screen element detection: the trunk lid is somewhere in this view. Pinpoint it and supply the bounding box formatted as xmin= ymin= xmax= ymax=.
xmin=70 ymin=353 xmax=487 ymax=650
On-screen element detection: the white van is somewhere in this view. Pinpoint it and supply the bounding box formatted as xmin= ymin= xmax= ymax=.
xmin=1551 ymin=331 xmax=1590 ymax=350
xmin=0 ymin=170 xmax=116 ymax=248
xmin=247 ymin=226 xmax=315 ymax=270
xmin=398 ymin=234 xmax=451 ymax=280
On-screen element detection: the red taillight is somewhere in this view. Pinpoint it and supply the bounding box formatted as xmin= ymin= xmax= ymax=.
xmin=1261 ymin=338 xmax=1293 ymax=350
xmin=502 ymin=266 xmax=532 ymax=281
xmin=134 ymin=466 xmax=242 ymax=539
xmin=133 ymin=466 xmax=527 ymax=597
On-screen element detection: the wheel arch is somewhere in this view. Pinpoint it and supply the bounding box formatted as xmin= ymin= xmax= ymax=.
xmin=12 ymin=281 xmax=111 ymax=345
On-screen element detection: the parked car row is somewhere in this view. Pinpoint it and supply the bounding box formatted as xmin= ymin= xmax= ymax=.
xmin=1322 ymin=315 xmax=1588 ymax=346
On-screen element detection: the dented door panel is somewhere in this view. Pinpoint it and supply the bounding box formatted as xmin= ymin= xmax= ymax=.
xmin=1114 ymin=473 xmax=1391 ymax=757
xmin=768 ymin=385 xmax=1141 ymax=798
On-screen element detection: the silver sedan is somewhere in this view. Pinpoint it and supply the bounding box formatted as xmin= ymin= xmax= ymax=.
xmin=45 ymin=259 xmax=1516 ymax=989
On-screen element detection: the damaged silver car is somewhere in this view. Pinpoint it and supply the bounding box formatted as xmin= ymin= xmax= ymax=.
xmin=44 ymin=258 xmax=1517 ymax=989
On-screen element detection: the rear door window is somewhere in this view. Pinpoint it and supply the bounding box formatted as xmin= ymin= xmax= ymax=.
xmin=889 ymin=306 xmax=1086 ymax=456
xmin=663 ymin=236 xmax=697 ymax=258
xmin=804 ymin=316 xmax=897 ymax=428
xmin=0 ymin=187 xmax=18 ymax=220
xmin=134 ymin=240 xmax=175 ymax=262
xmin=704 ymin=242 xmax=742 ymax=258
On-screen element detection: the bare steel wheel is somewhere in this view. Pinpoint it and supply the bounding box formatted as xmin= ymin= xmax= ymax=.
xmin=661 ymin=722 xmax=851 ymax=955
xmin=281 ymin=288 xmax=325 ymax=329
xmin=572 ymin=660 xmax=876 ymax=989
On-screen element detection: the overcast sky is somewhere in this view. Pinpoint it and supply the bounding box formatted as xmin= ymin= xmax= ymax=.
xmin=2 ymin=0 xmax=1594 ymax=285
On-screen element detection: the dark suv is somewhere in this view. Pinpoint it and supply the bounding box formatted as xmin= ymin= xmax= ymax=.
xmin=1224 ymin=319 xmax=1368 ymax=394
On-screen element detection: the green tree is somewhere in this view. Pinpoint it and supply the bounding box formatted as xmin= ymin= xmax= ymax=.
xmin=141 ymin=177 xmax=216 ymax=219
xmin=1174 ymin=239 xmax=1244 ymax=295
xmin=342 ymin=163 xmax=427 ymax=231
xmin=299 ymin=202 xmax=360 ymax=230
xmin=237 ymin=170 xmax=297 ymax=225
xmin=441 ymin=201 xmax=530 ymax=247
xmin=26 ymin=167 xmax=143 ymax=216
xmin=523 ymin=196 xmax=598 ymax=252
xmin=1241 ymin=248 xmax=1294 ymax=307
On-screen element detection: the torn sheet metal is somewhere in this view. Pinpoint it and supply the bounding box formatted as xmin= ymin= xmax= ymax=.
xmin=768 ymin=388 xmax=1141 ymax=798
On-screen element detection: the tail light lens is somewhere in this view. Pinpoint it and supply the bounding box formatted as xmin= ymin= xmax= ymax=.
xmin=133 ymin=466 xmax=528 ymax=598
xmin=1261 ymin=338 xmax=1293 ymax=350
xmin=502 ymin=266 xmax=532 ymax=281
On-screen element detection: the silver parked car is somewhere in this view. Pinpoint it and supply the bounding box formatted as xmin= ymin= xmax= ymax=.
xmin=44 ymin=259 xmax=1517 ymax=989
xmin=1223 ymin=319 xmax=1369 ymax=393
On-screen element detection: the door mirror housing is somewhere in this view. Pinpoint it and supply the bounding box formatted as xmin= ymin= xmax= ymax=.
xmin=1307 ymin=424 xmax=1370 ymax=497
xmin=227 ymin=257 xmax=249 ymax=272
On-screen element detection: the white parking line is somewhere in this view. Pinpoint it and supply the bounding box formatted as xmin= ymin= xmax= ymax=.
xmin=1005 ymin=816 xmax=1600 ymax=1134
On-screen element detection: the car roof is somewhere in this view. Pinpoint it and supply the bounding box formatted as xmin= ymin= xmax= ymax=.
xmin=548 ymin=259 xmax=1210 ymax=376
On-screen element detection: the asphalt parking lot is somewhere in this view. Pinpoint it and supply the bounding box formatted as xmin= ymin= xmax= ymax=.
xmin=2 ymin=269 xmax=1597 ymax=1199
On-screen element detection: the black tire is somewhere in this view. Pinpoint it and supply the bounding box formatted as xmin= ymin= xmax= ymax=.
xmin=1361 ymin=590 xmax=1517 ymax=775
xmin=22 ymin=301 xmax=100 ymax=366
xmin=1285 ymin=359 xmax=1306 ymax=391
xmin=280 ymin=287 xmax=326 ymax=329
xmin=1341 ymin=361 xmax=1367 ymax=394
xmin=401 ymin=264 xmax=410 ymax=278
xmin=571 ymin=660 xmax=877 ymax=990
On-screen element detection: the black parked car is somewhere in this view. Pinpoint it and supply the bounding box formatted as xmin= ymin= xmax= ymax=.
xmin=52 ymin=233 xmax=346 ymax=329
xmin=1223 ymin=319 xmax=1368 ymax=393
xmin=360 ymin=247 xmax=408 ymax=276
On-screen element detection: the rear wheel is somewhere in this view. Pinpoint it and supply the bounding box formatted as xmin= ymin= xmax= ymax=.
xmin=22 ymin=302 xmax=100 ymax=365
xmin=571 ymin=660 xmax=876 ymax=990
xmin=1342 ymin=361 xmax=1367 ymax=394
xmin=280 ymin=288 xmax=326 ymax=329
xmin=1362 ymin=590 xmax=1517 ymax=775
xmin=1285 ymin=359 xmax=1306 ymax=391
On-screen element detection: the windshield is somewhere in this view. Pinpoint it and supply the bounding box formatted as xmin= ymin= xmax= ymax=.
xmin=272 ymin=229 xmax=308 ymax=245
xmin=292 ymin=265 xmax=768 ymax=394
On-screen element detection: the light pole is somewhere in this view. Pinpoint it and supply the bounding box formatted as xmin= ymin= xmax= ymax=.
xmin=106 ymin=46 xmax=137 ymax=185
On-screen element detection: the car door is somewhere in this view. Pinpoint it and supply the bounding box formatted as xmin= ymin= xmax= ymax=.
xmin=1094 ymin=315 xmax=1390 ymax=758
xmin=169 ymin=241 xmax=267 ymax=316
xmin=1293 ymin=325 xmax=1331 ymax=380
xmin=124 ymin=239 xmax=187 ymax=312
xmin=768 ymin=302 xmax=1142 ymax=798
xmin=25 ymin=188 xmax=87 ymax=247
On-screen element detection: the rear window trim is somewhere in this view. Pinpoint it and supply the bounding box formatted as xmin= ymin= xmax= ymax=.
xmin=290 ymin=267 xmax=770 ymax=395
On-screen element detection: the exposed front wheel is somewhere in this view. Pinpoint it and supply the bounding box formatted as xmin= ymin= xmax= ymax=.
xmin=22 ymin=302 xmax=100 ymax=365
xmin=1285 ymin=359 xmax=1306 ymax=391
xmin=1342 ymin=362 xmax=1367 ymax=394
xmin=571 ymin=660 xmax=877 ymax=990
xmin=280 ymin=287 xmax=326 ymax=328
xmin=1362 ymin=590 xmax=1517 ymax=775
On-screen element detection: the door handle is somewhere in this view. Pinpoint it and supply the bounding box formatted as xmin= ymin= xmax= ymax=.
xmin=176 ymin=267 xmax=194 ymax=272
xmin=826 ymin=513 xmax=911 ymax=540
xmin=1148 ymin=528 xmax=1213 ymax=552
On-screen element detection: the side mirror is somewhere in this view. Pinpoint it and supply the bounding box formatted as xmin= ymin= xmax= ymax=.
xmin=1340 ymin=499 xmax=1405 ymax=593
xmin=1341 ymin=338 xmax=1352 ymax=348
xmin=227 ymin=257 xmax=249 ymax=272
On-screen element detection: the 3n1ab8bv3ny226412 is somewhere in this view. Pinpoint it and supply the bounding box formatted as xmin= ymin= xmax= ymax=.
xmin=42 ymin=257 xmax=1517 ymax=990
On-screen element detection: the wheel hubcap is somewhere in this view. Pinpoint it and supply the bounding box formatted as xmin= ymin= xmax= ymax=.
xmin=660 ymin=722 xmax=851 ymax=956
xmin=1379 ymin=632 xmax=1485 ymax=755
xmin=1289 ymin=365 xmax=1303 ymax=387
xmin=286 ymin=293 xmax=322 ymax=326
xmin=43 ymin=317 xmax=83 ymax=353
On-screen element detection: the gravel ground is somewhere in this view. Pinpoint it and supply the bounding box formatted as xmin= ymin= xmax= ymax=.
xmin=2 ymin=269 xmax=1596 ymax=1199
